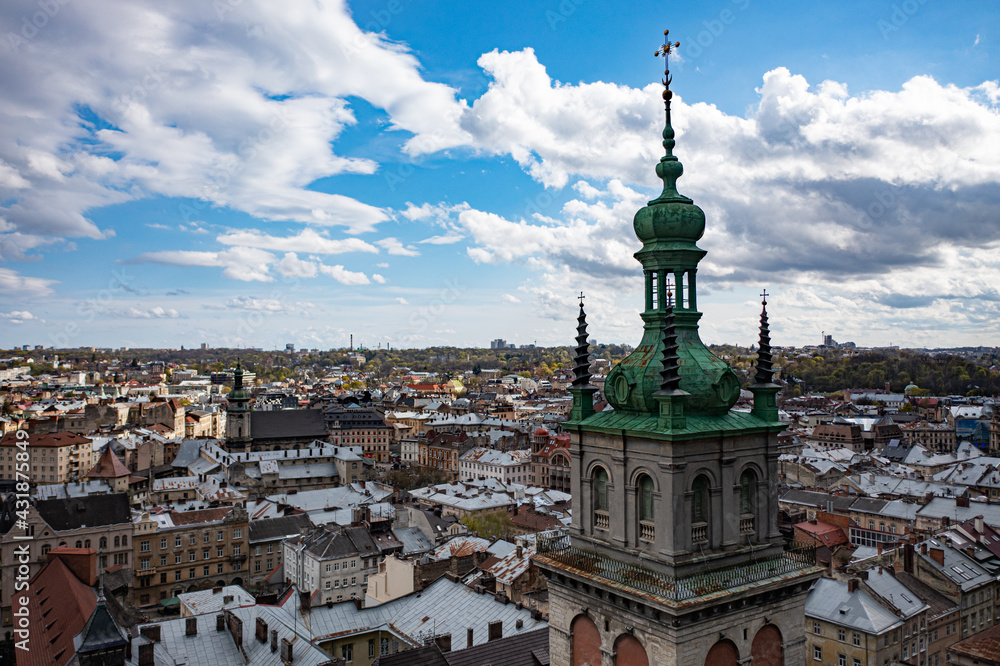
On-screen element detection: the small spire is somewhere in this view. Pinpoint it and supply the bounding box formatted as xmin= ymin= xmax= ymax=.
xmin=651 ymin=29 xmax=691 ymax=205
xmin=754 ymin=289 xmax=774 ymax=385
xmin=657 ymin=301 xmax=682 ymax=393
xmin=571 ymin=294 xmax=593 ymax=388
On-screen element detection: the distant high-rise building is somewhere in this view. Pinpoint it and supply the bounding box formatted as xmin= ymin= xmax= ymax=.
xmin=200 ymin=342 xmax=209 ymax=350
xmin=535 ymin=39 xmax=821 ymax=666
xmin=285 ymin=343 xmax=295 ymax=352
xmin=490 ymin=338 xmax=508 ymax=349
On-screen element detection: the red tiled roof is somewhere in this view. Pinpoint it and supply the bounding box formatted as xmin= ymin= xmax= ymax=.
xmin=949 ymin=622 xmax=1000 ymax=663
xmin=795 ymin=520 xmax=849 ymax=548
xmin=0 ymin=432 xmax=91 ymax=448
xmin=169 ymin=507 xmax=233 ymax=526
xmin=85 ymin=447 xmax=130 ymax=479
xmin=15 ymin=557 xmax=96 ymax=666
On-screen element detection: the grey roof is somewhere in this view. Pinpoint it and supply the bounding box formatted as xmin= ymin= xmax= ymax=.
xmin=862 ymin=568 xmax=928 ymax=619
xmin=172 ymin=438 xmax=206 ymax=468
xmin=250 ymin=409 xmax=327 ymax=440
xmin=277 ymin=462 xmax=338 ymax=480
xmin=779 ymin=489 xmax=857 ymax=512
xmin=916 ymin=498 xmax=1000 ymax=527
xmin=295 ymin=576 xmax=546 ymax=648
xmin=915 ymin=537 xmax=994 ymax=591
xmin=128 ymin=605 xmax=331 ymax=666
xmin=249 ymin=514 xmax=313 ymax=544
xmin=35 ymin=493 xmax=130 ymax=531
xmin=77 ymin=602 xmax=128 ymax=654
xmin=805 ymin=577 xmax=902 ymax=634
xmin=393 ymin=526 xmax=433 ymax=556
xmin=179 ymin=585 xmax=256 ymax=615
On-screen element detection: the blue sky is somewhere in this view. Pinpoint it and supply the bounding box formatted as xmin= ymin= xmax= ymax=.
xmin=0 ymin=0 xmax=998 ymax=350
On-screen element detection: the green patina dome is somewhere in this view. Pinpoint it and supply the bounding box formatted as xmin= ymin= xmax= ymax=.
xmin=605 ymin=94 xmax=739 ymax=417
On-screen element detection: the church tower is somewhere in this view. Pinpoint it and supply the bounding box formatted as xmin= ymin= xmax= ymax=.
xmin=225 ymin=359 xmax=252 ymax=448
xmin=535 ymin=31 xmax=822 ymax=666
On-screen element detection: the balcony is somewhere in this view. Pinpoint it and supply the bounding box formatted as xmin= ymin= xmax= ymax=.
xmin=594 ymin=510 xmax=609 ymax=530
xmin=535 ymin=533 xmax=821 ymax=605
xmin=740 ymin=514 xmax=755 ymax=535
xmin=691 ymin=522 xmax=708 ymax=544
xmin=228 ymin=553 xmax=247 ymax=563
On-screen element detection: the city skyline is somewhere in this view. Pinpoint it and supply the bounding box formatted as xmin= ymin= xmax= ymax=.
xmin=1 ymin=0 xmax=998 ymax=350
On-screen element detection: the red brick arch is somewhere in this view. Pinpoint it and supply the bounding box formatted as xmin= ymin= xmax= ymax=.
xmin=572 ymin=614 xmax=602 ymax=666
xmin=614 ymin=633 xmax=649 ymax=666
xmin=751 ymin=624 xmax=783 ymax=666
xmin=705 ymin=639 xmax=739 ymax=666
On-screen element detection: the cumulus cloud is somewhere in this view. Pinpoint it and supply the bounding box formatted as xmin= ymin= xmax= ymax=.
xmin=0 ymin=0 xmax=471 ymax=260
xmin=129 ymin=248 xmax=277 ymax=282
xmin=318 ymin=263 xmax=370 ymax=285
xmin=376 ymin=237 xmax=420 ymax=256
xmin=501 ymin=293 xmax=520 ymax=303
xmin=0 ymin=310 xmax=37 ymax=324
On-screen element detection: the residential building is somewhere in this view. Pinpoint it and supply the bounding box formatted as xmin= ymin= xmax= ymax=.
xmin=248 ymin=513 xmax=312 ymax=583
xmin=282 ymin=524 xmax=380 ymax=606
xmin=0 ymin=493 xmax=132 ymax=625
xmin=0 ymin=432 xmax=95 ymax=484
xmin=458 ymin=447 xmax=531 ymax=484
xmin=324 ymin=406 xmax=391 ymax=462
xmin=131 ymin=504 xmax=250 ymax=608
xmin=806 ymin=577 xmax=903 ymax=666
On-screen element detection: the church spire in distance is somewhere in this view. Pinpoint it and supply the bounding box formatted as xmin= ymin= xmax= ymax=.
xmin=754 ymin=289 xmax=775 ymax=385
xmin=569 ymin=292 xmax=598 ymax=421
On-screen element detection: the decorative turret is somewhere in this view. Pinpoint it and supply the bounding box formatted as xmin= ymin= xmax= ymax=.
xmin=751 ymin=290 xmax=781 ymax=422
xmin=569 ymin=293 xmax=598 ymax=422
xmin=654 ymin=289 xmax=689 ymax=430
xmin=604 ymin=31 xmax=740 ymax=418
xmin=226 ymin=358 xmax=252 ymax=445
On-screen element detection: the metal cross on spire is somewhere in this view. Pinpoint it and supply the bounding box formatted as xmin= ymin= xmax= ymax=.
xmin=760 ymin=288 xmax=769 ymax=305
xmin=578 ymin=291 xmax=586 ymax=307
xmin=654 ymin=29 xmax=680 ymax=92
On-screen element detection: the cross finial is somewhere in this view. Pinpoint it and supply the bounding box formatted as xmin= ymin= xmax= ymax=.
xmin=760 ymin=288 xmax=769 ymax=306
xmin=654 ymin=29 xmax=680 ymax=92
xmin=666 ymin=279 xmax=675 ymax=308
xmin=578 ymin=292 xmax=585 ymax=307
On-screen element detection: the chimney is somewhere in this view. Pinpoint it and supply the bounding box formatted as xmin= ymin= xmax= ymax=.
xmin=516 ymin=546 xmax=523 ymax=559
xmin=185 ymin=617 xmax=197 ymax=636
xmin=488 ymin=620 xmax=502 ymax=641
xmin=213 ymin=586 xmax=223 ymax=594
xmin=48 ymin=546 xmax=98 ymax=586
xmin=858 ymin=570 xmax=868 ymax=581
xmin=975 ymin=516 xmax=985 ymax=533
xmin=255 ymin=617 xmax=268 ymax=643
xmin=434 ymin=633 xmax=452 ymax=653
xmin=138 ymin=642 xmax=155 ymax=666
xmin=847 ymin=579 xmax=859 ymax=593
xmin=140 ymin=625 xmax=161 ymax=642
xmin=223 ymin=595 xmax=234 ymax=605
xmin=270 ymin=629 xmax=278 ymax=653
xmin=921 ymin=543 xmax=928 ymax=555
xmin=929 ymin=548 xmax=945 ymax=566
xmin=280 ymin=638 xmax=293 ymax=662
xmin=216 ymin=613 xmax=226 ymax=632
xmin=467 ymin=627 xmax=474 ymax=648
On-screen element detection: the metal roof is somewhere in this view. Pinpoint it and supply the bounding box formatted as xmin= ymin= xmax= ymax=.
xmin=805 ymin=578 xmax=902 ymax=634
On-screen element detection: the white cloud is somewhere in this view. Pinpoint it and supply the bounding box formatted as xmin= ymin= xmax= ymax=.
xmin=217 ymin=228 xmax=378 ymax=255
xmin=0 ymin=0 xmax=472 ymax=258
xmin=419 ymin=233 xmax=465 ymax=244
xmin=130 ymin=247 xmax=277 ymax=282
xmin=111 ymin=306 xmax=183 ymax=319
xmin=0 ymin=267 xmax=58 ymax=297
xmin=0 ymin=310 xmax=37 ymax=324
xmin=318 ymin=263 xmax=370 ymax=285
xmin=376 ymin=237 xmax=420 ymax=256
xmin=501 ymin=293 xmax=520 ymax=303
xmin=371 ymin=273 xmax=387 ymax=283
xmin=276 ymin=252 xmax=318 ymax=278
xmin=395 ymin=297 xmax=409 ymax=305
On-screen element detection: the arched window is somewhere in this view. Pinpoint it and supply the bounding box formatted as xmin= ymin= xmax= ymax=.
xmin=121 ymin=535 xmax=127 ymax=547
xmin=593 ymin=467 xmax=609 ymax=530
xmin=638 ymin=475 xmax=654 ymax=521
xmin=100 ymin=537 xmax=107 ymax=549
xmin=114 ymin=536 xmax=120 ymax=547
xmin=84 ymin=539 xmax=91 ymax=549
xmin=75 ymin=540 xmax=83 ymax=548
xmin=739 ymin=470 xmax=757 ymax=536
xmin=740 ymin=470 xmax=756 ymax=514
xmin=691 ymin=475 xmax=709 ymax=544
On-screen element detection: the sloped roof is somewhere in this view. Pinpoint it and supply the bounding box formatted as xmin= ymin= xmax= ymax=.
xmin=35 ymin=493 xmax=131 ymax=531
xmin=250 ymin=409 xmax=326 ymax=440
xmin=16 ymin=557 xmax=97 ymax=666
xmin=249 ymin=513 xmax=313 ymax=544
xmin=805 ymin=577 xmax=901 ymax=634
xmin=86 ymin=446 xmax=131 ymax=479
xmin=948 ymin=621 xmax=1000 ymax=663
xmin=76 ymin=602 xmax=128 ymax=655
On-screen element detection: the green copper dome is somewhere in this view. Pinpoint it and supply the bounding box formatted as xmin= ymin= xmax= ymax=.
xmin=605 ymin=89 xmax=739 ymax=417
